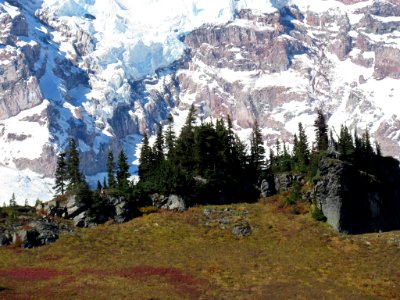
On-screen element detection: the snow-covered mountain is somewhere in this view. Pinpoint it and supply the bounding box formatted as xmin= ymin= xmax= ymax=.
xmin=1 ymin=0 xmax=400 ymax=204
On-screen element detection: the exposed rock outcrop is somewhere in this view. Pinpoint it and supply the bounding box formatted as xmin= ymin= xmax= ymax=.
xmin=313 ymin=157 xmax=400 ymax=233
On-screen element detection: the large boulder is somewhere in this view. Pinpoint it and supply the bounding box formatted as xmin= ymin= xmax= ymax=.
xmin=109 ymin=196 xmax=131 ymax=224
xmin=260 ymin=177 xmax=276 ymax=197
xmin=163 ymin=195 xmax=186 ymax=212
xmin=151 ymin=194 xmax=187 ymax=212
xmin=11 ymin=218 xmax=72 ymax=248
xmin=314 ymin=157 xmax=400 ymax=233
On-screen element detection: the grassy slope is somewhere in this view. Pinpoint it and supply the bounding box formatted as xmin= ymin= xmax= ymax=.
xmin=0 ymin=197 xmax=399 ymax=299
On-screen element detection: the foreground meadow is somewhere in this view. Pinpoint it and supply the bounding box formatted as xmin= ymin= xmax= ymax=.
xmin=1 ymin=197 xmax=399 ymax=299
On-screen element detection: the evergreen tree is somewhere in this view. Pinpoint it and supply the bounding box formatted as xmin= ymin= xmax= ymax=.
xmin=175 ymin=104 xmax=196 ymax=171
xmin=281 ymin=142 xmax=292 ymax=172
xmin=103 ymin=177 xmax=108 ymax=190
xmin=153 ymin=124 xmax=165 ymax=164
xmin=375 ymin=141 xmax=382 ymax=157
xmin=9 ymin=193 xmax=17 ymax=207
xmin=138 ymin=133 xmax=153 ymax=181
xmin=107 ymin=151 xmax=116 ymax=189
xmin=250 ymin=120 xmax=265 ymax=176
xmin=294 ymin=123 xmax=310 ymax=170
xmin=117 ymin=150 xmax=130 ymax=193
xmin=96 ymin=180 xmax=102 ymax=192
xmin=362 ymin=130 xmax=374 ymax=156
xmin=66 ymin=138 xmax=82 ymax=189
xmin=54 ymin=152 xmax=67 ymax=196
xmin=338 ymin=125 xmax=354 ymax=159
xmin=314 ymin=110 xmax=329 ymax=152
xmin=165 ymin=115 xmax=176 ymax=159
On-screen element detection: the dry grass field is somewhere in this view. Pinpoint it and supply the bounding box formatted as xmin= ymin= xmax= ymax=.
xmin=1 ymin=196 xmax=400 ymax=299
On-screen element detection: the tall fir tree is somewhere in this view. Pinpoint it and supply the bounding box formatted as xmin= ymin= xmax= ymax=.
xmin=165 ymin=115 xmax=176 ymax=159
xmin=250 ymin=120 xmax=265 ymax=176
xmin=107 ymin=151 xmax=116 ymax=189
xmin=175 ymin=104 xmax=196 ymax=171
xmin=314 ymin=109 xmax=329 ymax=152
xmin=66 ymin=138 xmax=82 ymax=189
xmin=153 ymin=124 xmax=165 ymax=164
xmin=138 ymin=133 xmax=153 ymax=180
xmin=338 ymin=125 xmax=354 ymax=159
xmin=54 ymin=152 xmax=67 ymax=196
xmin=117 ymin=150 xmax=130 ymax=193
xmin=294 ymin=123 xmax=310 ymax=169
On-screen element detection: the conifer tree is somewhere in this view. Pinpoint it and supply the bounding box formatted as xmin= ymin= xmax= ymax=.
xmin=117 ymin=150 xmax=130 ymax=193
xmin=66 ymin=138 xmax=82 ymax=189
xmin=103 ymin=177 xmax=108 ymax=190
xmin=250 ymin=120 xmax=265 ymax=176
xmin=153 ymin=124 xmax=165 ymax=164
xmin=138 ymin=133 xmax=153 ymax=180
xmin=107 ymin=151 xmax=116 ymax=189
xmin=362 ymin=130 xmax=374 ymax=156
xmin=338 ymin=125 xmax=354 ymax=159
xmin=314 ymin=109 xmax=329 ymax=152
xmin=96 ymin=180 xmax=102 ymax=192
xmin=294 ymin=123 xmax=310 ymax=170
xmin=54 ymin=152 xmax=67 ymax=196
xmin=9 ymin=193 xmax=16 ymax=207
xmin=175 ymin=104 xmax=196 ymax=171
xmin=165 ymin=115 xmax=176 ymax=159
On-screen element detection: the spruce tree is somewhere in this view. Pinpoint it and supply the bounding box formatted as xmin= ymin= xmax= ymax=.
xmin=175 ymin=104 xmax=196 ymax=171
xmin=294 ymin=123 xmax=310 ymax=170
xmin=250 ymin=120 xmax=265 ymax=176
xmin=54 ymin=152 xmax=67 ymax=196
xmin=338 ymin=125 xmax=354 ymax=159
xmin=9 ymin=193 xmax=16 ymax=207
xmin=153 ymin=124 xmax=165 ymax=164
xmin=165 ymin=115 xmax=176 ymax=160
xmin=66 ymin=138 xmax=82 ymax=189
xmin=138 ymin=133 xmax=153 ymax=181
xmin=107 ymin=151 xmax=116 ymax=189
xmin=314 ymin=110 xmax=329 ymax=152
xmin=117 ymin=150 xmax=130 ymax=193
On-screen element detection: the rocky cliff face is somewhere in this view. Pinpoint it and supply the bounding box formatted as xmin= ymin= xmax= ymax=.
xmin=314 ymin=157 xmax=400 ymax=233
xmin=1 ymin=0 xmax=400 ymax=203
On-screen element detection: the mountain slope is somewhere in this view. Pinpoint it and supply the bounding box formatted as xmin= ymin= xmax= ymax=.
xmin=0 ymin=0 xmax=400 ymax=203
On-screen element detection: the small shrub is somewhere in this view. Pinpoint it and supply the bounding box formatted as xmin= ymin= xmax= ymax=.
xmin=311 ymin=205 xmax=327 ymax=222
xmin=283 ymin=182 xmax=301 ymax=207
xmin=139 ymin=206 xmax=158 ymax=215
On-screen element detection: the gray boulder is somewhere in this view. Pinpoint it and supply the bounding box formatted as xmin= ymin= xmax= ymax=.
xmin=109 ymin=196 xmax=130 ymax=224
xmin=73 ymin=211 xmax=97 ymax=228
xmin=232 ymin=221 xmax=252 ymax=237
xmin=66 ymin=195 xmax=86 ymax=218
xmin=260 ymin=177 xmax=276 ymax=197
xmin=163 ymin=195 xmax=187 ymax=212
xmin=10 ymin=218 xmax=72 ymax=248
xmin=151 ymin=194 xmax=187 ymax=212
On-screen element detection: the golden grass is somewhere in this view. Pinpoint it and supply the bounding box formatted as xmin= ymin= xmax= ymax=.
xmin=0 ymin=199 xmax=400 ymax=299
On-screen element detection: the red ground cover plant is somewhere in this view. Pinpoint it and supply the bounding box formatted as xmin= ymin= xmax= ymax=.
xmin=0 ymin=268 xmax=61 ymax=281
xmin=117 ymin=265 xmax=208 ymax=298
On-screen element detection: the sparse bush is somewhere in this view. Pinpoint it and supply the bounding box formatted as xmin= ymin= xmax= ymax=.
xmin=311 ymin=205 xmax=327 ymax=222
xmin=283 ymin=182 xmax=301 ymax=207
xmin=139 ymin=206 xmax=158 ymax=215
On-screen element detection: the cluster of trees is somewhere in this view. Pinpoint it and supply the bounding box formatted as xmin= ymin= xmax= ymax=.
xmin=54 ymin=107 xmax=383 ymax=208
xmin=137 ymin=105 xmax=264 ymax=204
xmin=267 ymin=110 xmax=382 ymax=177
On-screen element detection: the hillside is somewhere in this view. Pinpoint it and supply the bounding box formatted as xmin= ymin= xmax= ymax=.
xmin=1 ymin=199 xmax=400 ymax=299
